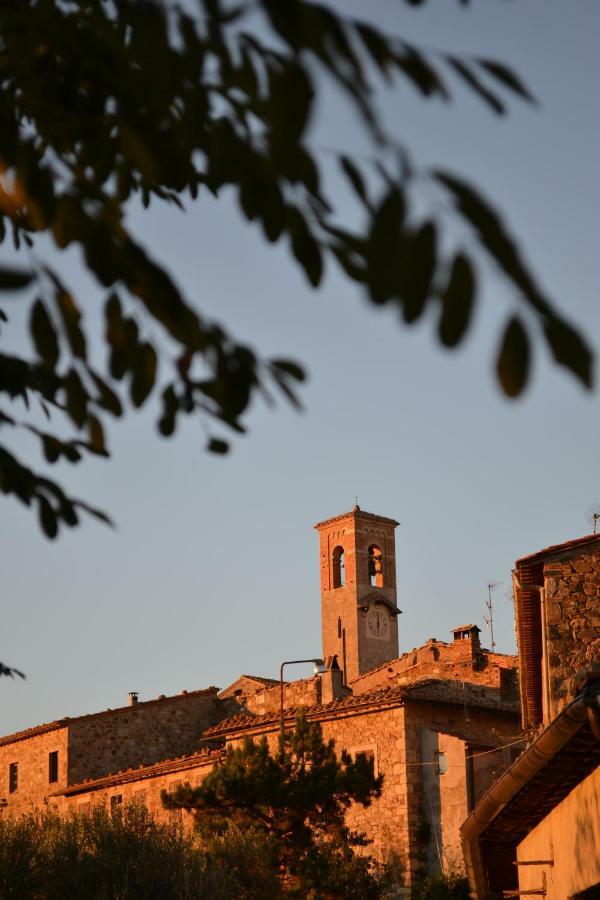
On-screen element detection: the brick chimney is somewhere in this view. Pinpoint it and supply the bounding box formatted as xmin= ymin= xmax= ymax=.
xmin=320 ymin=656 xmax=348 ymax=704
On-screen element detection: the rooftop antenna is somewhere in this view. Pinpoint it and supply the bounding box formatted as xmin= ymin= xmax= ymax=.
xmin=586 ymin=503 xmax=600 ymax=534
xmin=484 ymin=582 xmax=502 ymax=652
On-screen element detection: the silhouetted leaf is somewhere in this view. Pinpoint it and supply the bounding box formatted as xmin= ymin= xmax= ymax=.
xmin=356 ymin=23 xmax=394 ymax=79
xmin=38 ymin=495 xmax=58 ymax=539
xmin=130 ymin=342 xmax=157 ymax=407
xmin=90 ymin=372 xmax=123 ymax=417
xmin=438 ymin=254 xmax=475 ymax=347
xmin=54 ymin=288 xmax=86 ymax=359
xmin=394 ymin=45 xmax=449 ymax=99
xmin=447 ymin=57 xmax=505 ymax=114
xmin=339 ymin=156 xmax=371 ymax=210
xmin=63 ymin=370 xmax=88 ymax=428
xmin=497 ymin=317 xmax=530 ymax=397
xmin=0 ymin=266 xmax=33 ymax=291
xmin=366 ymin=187 xmax=406 ymax=303
xmin=271 ymin=359 xmax=305 ymax=382
xmin=87 ymin=416 xmax=108 ymax=456
xmin=478 ymin=59 xmax=536 ymax=103
xmin=289 ymin=209 xmax=323 ymax=287
xmin=268 ymin=62 xmax=314 ymax=153
xmin=30 ymin=300 xmax=59 ymax=366
xmin=207 ymin=438 xmax=229 ymax=454
xmin=397 ymin=221 xmax=437 ymax=323
xmin=543 ymin=318 xmax=593 ymax=388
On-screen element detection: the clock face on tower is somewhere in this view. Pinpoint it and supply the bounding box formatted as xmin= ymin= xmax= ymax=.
xmin=367 ymin=607 xmax=389 ymax=640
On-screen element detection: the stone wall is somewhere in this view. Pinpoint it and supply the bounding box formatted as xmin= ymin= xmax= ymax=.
xmin=402 ymin=700 xmax=521 ymax=884
xmin=351 ymin=636 xmax=518 ymax=698
xmin=0 ymin=725 xmax=69 ymax=815
xmin=68 ymin=690 xmax=222 ymax=783
xmin=542 ymin=546 xmax=600 ymax=719
xmin=244 ymin=677 xmax=321 ymax=715
xmin=54 ymin=753 xmax=219 ymax=824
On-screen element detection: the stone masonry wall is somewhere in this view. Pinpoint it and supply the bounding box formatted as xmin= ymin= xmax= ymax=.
xmin=244 ymin=677 xmax=321 ymax=715
xmin=402 ymin=700 xmax=521 ymax=885
xmin=351 ymin=638 xmax=518 ymax=698
xmin=225 ymin=705 xmax=411 ymax=884
xmin=68 ymin=691 xmax=222 ymax=784
xmin=543 ymin=546 xmax=600 ymax=719
xmin=53 ymin=755 xmax=218 ymax=824
xmin=0 ymin=726 xmax=69 ymax=816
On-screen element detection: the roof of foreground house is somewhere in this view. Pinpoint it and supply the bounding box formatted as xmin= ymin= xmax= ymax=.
xmin=462 ymin=678 xmax=600 ymax=899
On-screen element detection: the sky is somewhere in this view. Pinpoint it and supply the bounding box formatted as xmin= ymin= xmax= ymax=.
xmin=1 ymin=1 xmax=599 ymax=735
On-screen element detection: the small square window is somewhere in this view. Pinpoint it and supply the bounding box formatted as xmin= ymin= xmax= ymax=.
xmin=48 ymin=751 xmax=59 ymax=784
xmin=8 ymin=762 xmax=18 ymax=794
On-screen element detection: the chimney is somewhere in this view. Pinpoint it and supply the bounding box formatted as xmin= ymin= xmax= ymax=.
xmin=128 ymin=692 xmax=139 ymax=706
xmin=320 ymin=656 xmax=346 ymax=704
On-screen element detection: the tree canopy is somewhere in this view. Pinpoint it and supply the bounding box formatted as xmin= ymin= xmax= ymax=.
xmin=0 ymin=0 xmax=593 ymax=542
xmin=162 ymin=712 xmax=384 ymax=896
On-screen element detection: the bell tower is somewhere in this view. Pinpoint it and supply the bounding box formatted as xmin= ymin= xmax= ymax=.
xmin=315 ymin=505 xmax=400 ymax=685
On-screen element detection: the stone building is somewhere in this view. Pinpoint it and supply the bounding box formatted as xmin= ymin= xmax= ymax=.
xmin=462 ymin=534 xmax=600 ymax=900
xmin=0 ymin=506 xmax=521 ymax=893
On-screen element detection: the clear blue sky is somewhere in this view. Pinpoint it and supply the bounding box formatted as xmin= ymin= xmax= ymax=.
xmin=2 ymin=1 xmax=599 ymax=735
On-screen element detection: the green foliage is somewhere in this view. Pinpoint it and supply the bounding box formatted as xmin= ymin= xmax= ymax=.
xmin=163 ymin=712 xmax=384 ymax=896
xmin=0 ymin=804 xmax=295 ymax=899
xmin=0 ymin=804 xmax=203 ymax=899
xmin=0 ymin=0 xmax=592 ymax=551
xmin=411 ymin=871 xmax=471 ymax=900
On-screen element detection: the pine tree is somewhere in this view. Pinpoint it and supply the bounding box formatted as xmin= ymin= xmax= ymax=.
xmin=162 ymin=712 xmax=384 ymax=896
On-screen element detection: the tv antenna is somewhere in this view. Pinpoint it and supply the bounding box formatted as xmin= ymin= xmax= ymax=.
xmin=586 ymin=503 xmax=600 ymax=535
xmin=484 ymin=581 xmax=502 ymax=652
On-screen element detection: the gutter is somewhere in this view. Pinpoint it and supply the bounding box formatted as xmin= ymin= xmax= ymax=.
xmin=461 ymin=694 xmax=589 ymax=899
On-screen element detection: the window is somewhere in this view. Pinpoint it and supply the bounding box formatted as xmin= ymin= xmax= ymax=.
xmin=8 ymin=762 xmax=18 ymax=794
xmin=337 ymin=616 xmax=342 ymax=639
xmin=332 ymin=546 xmax=345 ymax=588
xmin=368 ymin=545 xmax=383 ymax=587
xmin=436 ymin=751 xmax=448 ymax=775
xmin=350 ymin=746 xmax=378 ymax=775
xmin=48 ymin=751 xmax=59 ymax=784
xmin=110 ymin=794 xmax=123 ymax=813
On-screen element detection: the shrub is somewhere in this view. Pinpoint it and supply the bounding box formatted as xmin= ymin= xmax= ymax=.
xmin=411 ymin=871 xmax=471 ymax=900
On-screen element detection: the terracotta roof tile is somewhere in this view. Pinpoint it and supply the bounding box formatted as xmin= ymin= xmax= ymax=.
xmin=202 ymin=679 xmax=518 ymax=738
xmin=0 ymin=687 xmax=219 ymax=748
xmin=51 ymin=747 xmax=225 ymax=798
xmin=515 ymin=532 xmax=600 ymax=565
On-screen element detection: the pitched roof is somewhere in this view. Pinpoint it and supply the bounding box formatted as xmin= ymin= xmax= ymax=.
xmin=515 ymin=532 xmax=600 ymax=565
xmin=314 ymin=507 xmax=400 ymax=529
xmin=202 ymin=679 xmax=518 ymax=738
xmin=0 ymin=687 xmax=219 ymax=748
xmin=461 ymin=686 xmax=600 ymax=898
xmin=51 ymin=747 xmax=225 ymax=798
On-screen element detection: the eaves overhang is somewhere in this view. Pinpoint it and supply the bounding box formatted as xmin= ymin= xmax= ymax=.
xmin=461 ymin=687 xmax=600 ymax=899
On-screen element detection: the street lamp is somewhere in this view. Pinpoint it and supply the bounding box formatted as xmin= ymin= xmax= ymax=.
xmin=279 ymin=658 xmax=327 ymax=728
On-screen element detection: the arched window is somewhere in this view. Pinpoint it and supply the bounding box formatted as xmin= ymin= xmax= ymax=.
xmin=332 ymin=546 xmax=345 ymax=588
xmin=368 ymin=545 xmax=384 ymax=587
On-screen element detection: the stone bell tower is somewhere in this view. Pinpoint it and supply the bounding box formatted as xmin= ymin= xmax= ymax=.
xmin=315 ymin=506 xmax=400 ymax=685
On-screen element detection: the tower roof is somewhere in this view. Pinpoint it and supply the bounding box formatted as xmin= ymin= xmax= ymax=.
xmin=314 ymin=508 xmax=400 ymax=530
